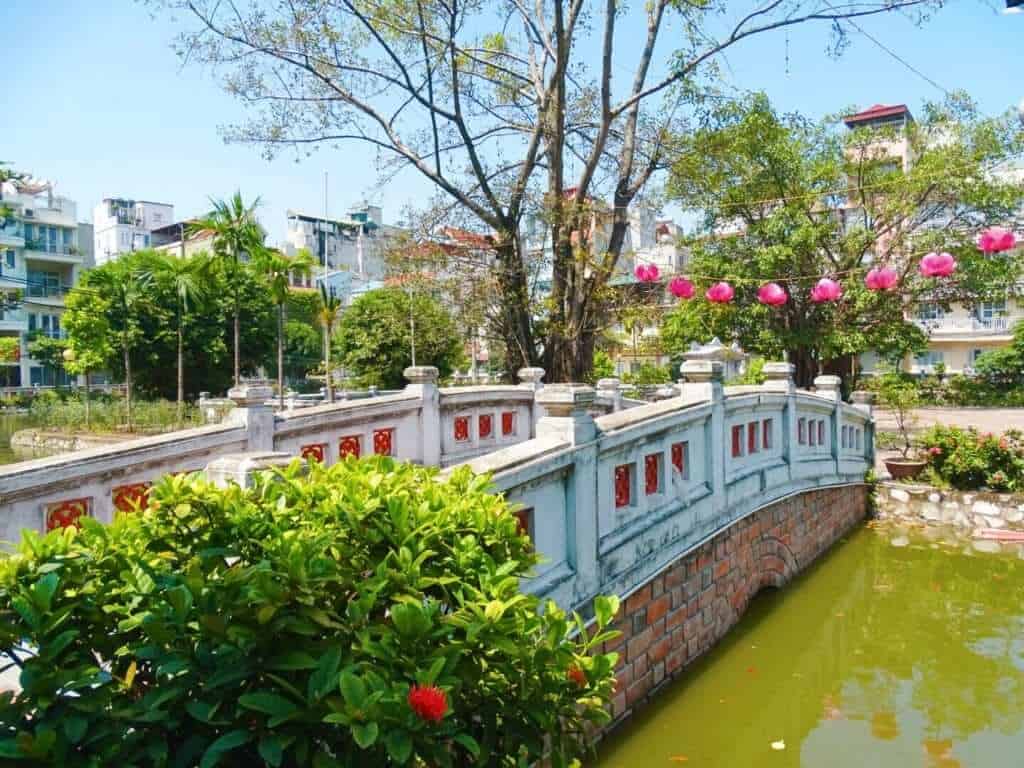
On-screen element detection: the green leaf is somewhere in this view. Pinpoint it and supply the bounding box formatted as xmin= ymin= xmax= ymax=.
xmin=384 ymin=730 xmax=412 ymax=763
xmin=308 ymin=647 xmax=342 ymax=703
xmin=199 ymin=730 xmax=251 ymax=768
xmin=350 ymin=721 xmax=379 ymax=749
xmin=270 ymin=651 xmax=319 ymax=671
xmin=390 ymin=602 xmax=430 ymax=638
xmin=0 ymin=738 xmax=22 ymax=758
xmin=30 ymin=572 xmax=59 ymax=612
xmin=166 ymin=584 xmax=193 ymax=622
xmin=453 ymin=732 xmax=481 ymax=757
xmin=594 ymin=595 xmax=620 ymax=627
xmin=238 ymin=692 xmax=299 ymax=719
xmin=62 ymin=716 xmax=88 ymax=745
xmin=338 ymin=670 xmax=366 ymax=709
xmin=258 ymin=735 xmax=284 ymax=767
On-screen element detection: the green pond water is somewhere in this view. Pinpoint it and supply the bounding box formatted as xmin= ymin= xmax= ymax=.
xmin=596 ymin=525 xmax=1024 ymax=768
xmin=0 ymin=413 xmax=32 ymax=465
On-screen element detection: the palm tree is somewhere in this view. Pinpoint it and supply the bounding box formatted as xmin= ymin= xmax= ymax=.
xmin=140 ymin=250 xmax=210 ymax=426
xmin=317 ymin=283 xmax=344 ymax=403
xmin=256 ymin=248 xmax=314 ymax=408
xmin=189 ymin=192 xmax=264 ymax=388
xmin=86 ymin=262 xmax=149 ymax=431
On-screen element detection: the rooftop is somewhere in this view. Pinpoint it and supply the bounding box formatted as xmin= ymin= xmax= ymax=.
xmin=842 ymin=103 xmax=913 ymax=127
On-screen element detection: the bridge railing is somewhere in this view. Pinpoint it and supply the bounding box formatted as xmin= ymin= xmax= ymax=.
xmin=452 ymin=361 xmax=874 ymax=615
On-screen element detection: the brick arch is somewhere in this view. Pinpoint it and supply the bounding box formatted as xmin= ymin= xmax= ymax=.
xmin=755 ymin=535 xmax=800 ymax=590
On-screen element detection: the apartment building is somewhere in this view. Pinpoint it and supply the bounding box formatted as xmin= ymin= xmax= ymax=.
xmin=845 ymin=103 xmax=1024 ymax=376
xmin=0 ymin=179 xmax=85 ymax=386
xmin=92 ymin=197 xmax=174 ymax=265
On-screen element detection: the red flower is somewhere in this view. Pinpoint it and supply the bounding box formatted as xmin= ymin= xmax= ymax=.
xmin=928 ymin=446 xmax=942 ymax=456
xmin=999 ymin=438 xmax=1009 ymax=450
xmin=408 ymin=685 xmax=447 ymax=723
xmin=567 ymin=665 xmax=587 ymax=688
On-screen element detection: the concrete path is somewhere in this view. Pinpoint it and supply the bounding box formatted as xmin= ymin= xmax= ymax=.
xmin=874 ymin=407 xmax=1024 ymax=435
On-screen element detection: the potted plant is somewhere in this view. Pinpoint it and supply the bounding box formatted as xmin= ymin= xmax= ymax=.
xmin=877 ymin=369 xmax=926 ymax=479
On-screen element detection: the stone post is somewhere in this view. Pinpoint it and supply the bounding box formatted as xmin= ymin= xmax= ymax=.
xmin=852 ymin=391 xmax=876 ymax=463
xmin=227 ymin=383 xmax=275 ymax=452
xmin=205 ymin=452 xmax=301 ymax=489
xmin=815 ymin=375 xmax=842 ymax=473
xmin=404 ymin=366 xmax=441 ymax=466
xmin=596 ymin=377 xmax=623 ymax=412
xmin=679 ymin=361 xmax=725 ymax=512
xmin=518 ymin=366 xmax=546 ymax=436
xmin=761 ymin=362 xmax=796 ymax=476
xmin=534 ymin=384 xmax=599 ymax=608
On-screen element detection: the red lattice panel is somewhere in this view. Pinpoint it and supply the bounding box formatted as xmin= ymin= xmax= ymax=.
xmin=454 ymin=416 xmax=470 ymax=442
xmin=479 ymin=414 xmax=493 ymax=439
xmin=614 ymin=465 xmax=631 ymax=508
xmin=112 ymin=482 xmax=151 ymax=514
xmin=301 ymin=443 xmax=326 ymax=463
xmin=672 ymin=442 xmax=686 ymax=475
xmin=45 ymin=497 xmax=90 ymax=531
xmin=373 ymin=428 xmax=393 ymax=456
xmin=644 ymin=454 xmax=660 ymax=495
xmin=339 ymin=435 xmax=362 ymax=459
xmin=501 ymin=411 xmax=515 ymax=436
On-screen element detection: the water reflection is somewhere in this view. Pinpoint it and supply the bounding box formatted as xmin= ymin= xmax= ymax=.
xmin=597 ymin=526 xmax=1024 ymax=767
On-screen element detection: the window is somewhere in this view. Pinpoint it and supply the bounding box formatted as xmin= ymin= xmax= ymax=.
xmin=798 ymin=418 xmax=806 ymax=445
xmin=818 ymin=420 xmax=826 ymax=446
xmin=977 ymin=300 xmax=1006 ymax=321
xmin=969 ymin=349 xmax=987 ymax=367
xmin=917 ymin=302 xmax=944 ymax=321
xmin=4 ymin=250 xmax=13 ymax=269
xmin=731 ymin=425 xmax=744 ymax=457
xmin=914 ymin=350 xmax=944 ymax=369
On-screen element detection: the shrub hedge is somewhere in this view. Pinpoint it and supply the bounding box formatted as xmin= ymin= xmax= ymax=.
xmin=920 ymin=425 xmax=1024 ymax=492
xmin=0 ymin=458 xmax=618 ymax=766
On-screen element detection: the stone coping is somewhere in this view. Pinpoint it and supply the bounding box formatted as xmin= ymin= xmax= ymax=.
xmin=274 ymin=391 xmax=420 ymax=422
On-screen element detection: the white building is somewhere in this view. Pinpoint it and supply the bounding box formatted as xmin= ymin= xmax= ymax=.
xmin=92 ymin=198 xmax=174 ymax=265
xmin=0 ymin=179 xmax=85 ymax=387
xmin=281 ymin=203 xmax=406 ymax=300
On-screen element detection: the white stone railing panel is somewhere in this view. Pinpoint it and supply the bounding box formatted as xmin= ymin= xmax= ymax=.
xmin=0 ymin=423 xmax=249 ymax=542
xmin=273 ymin=392 xmax=424 ymax=465
xmin=439 ymin=387 xmax=535 ymax=466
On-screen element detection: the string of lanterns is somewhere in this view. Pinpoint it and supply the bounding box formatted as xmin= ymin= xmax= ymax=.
xmin=634 ymin=227 xmax=1017 ymax=306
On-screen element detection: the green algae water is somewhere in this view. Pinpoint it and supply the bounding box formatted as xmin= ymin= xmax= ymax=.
xmin=596 ymin=525 xmax=1024 ymax=768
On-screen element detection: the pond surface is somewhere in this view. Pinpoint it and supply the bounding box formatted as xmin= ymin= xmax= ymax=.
xmin=596 ymin=525 xmax=1024 ymax=768
xmin=0 ymin=413 xmax=32 ymax=465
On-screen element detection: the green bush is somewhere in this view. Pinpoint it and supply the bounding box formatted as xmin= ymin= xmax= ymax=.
xmin=25 ymin=391 xmax=201 ymax=434
xmin=0 ymin=458 xmax=619 ymax=766
xmin=919 ymin=425 xmax=1024 ymax=491
xmin=621 ymin=363 xmax=672 ymax=386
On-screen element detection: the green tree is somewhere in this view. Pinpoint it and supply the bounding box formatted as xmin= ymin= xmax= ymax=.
xmin=335 ymin=287 xmax=464 ymax=389
xmin=256 ymin=248 xmax=314 ymax=408
xmin=283 ymin=320 xmax=321 ymax=385
xmin=664 ymin=94 xmax=1024 ymax=386
xmin=190 ymin=192 xmax=265 ymax=387
xmin=67 ymin=261 xmax=151 ymax=431
xmin=141 ymin=251 xmax=212 ymax=426
xmin=317 ymin=284 xmax=343 ymax=402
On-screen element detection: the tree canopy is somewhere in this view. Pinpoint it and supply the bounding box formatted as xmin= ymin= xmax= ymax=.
xmin=335 ymin=287 xmax=464 ymax=389
xmin=662 ymin=94 xmax=1024 ymax=385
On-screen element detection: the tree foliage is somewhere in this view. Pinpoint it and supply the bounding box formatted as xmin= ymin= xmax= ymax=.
xmin=335 ymin=287 xmax=464 ymax=389
xmin=664 ymin=94 xmax=1024 ymax=386
xmin=0 ymin=458 xmax=619 ymax=766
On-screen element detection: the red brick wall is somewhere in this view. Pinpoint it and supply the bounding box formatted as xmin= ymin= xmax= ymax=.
xmin=603 ymin=483 xmax=868 ymax=725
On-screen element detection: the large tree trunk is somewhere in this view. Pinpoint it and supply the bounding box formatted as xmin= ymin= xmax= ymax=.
xmin=493 ymin=237 xmax=536 ymax=379
xmin=277 ymin=304 xmax=285 ymax=409
xmin=177 ymin=320 xmax=184 ymax=428
xmin=788 ymin=347 xmax=819 ymax=389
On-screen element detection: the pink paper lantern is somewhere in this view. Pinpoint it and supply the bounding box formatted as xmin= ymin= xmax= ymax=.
xmin=864 ymin=266 xmax=899 ymax=292
xmin=757 ymin=282 xmax=788 ymax=306
xmin=810 ymin=278 xmax=842 ymax=303
xmin=705 ymin=282 xmax=734 ymax=303
xmin=634 ymin=263 xmax=660 ymax=283
xmin=669 ymin=276 xmax=695 ymax=299
xmin=977 ymin=227 xmax=1017 ymax=255
xmin=919 ymin=251 xmax=956 ymax=278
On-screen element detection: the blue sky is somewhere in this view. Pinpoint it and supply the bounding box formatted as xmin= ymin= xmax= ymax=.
xmin=4 ymin=1 xmax=1022 ymax=242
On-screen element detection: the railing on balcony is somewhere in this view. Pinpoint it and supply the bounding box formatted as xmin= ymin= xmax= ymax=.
xmin=913 ymin=316 xmax=1012 ymax=334
xmin=23 ymin=240 xmax=79 ymax=257
xmin=24 ymin=284 xmax=69 ymax=299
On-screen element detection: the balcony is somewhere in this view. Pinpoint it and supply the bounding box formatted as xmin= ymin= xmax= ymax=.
xmin=913 ymin=316 xmax=1014 ymax=338
xmin=0 ymin=309 xmax=27 ymax=332
xmin=23 ymin=240 xmax=82 ymax=264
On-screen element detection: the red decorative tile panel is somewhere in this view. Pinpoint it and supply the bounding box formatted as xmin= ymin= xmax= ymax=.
xmin=818 ymin=420 xmax=826 ymax=446
xmin=112 ymin=482 xmax=151 ymax=514
xmin=514 ymin=507 xmax=533 ymax=540
xmin=762 ymin=419 xmax=773 ymax=450
xmin=339 ymin=435 xmax=362 ymax=459
xmin=731 ymin=425 xmax=744 ymax=458
xmin=748 ymin=422 xmax=758 ymax=454
xmin=454 ymin=416 xmax=470 ymax=442
xmin=671 ymin=442 xmax=686 ymax=475
xmin=644 ymin=454 xmax=660 ymax=495
xmin=373 ymin=428 xmax=394 ymax=456
xmin=479 ymin=414 xmax=493 ymax=439
xmin=45 ymin=497 xmax=90 ymax=531
xmin=614 ymin=464 xmax=631 ymax=508
xmin=301 ymin=443 xmax=326 ymax=463
xmin=501 ymin=411 xmax=515 ymax=436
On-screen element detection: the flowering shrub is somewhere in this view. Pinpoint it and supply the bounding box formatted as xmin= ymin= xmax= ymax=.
xmin=920 ymin=425 xmax=1024 ymax=491
xmin=0 ymin=458 xmax=619 ymax=766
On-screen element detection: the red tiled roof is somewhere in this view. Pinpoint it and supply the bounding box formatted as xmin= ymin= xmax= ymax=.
xmin=843 ymin=103 xmax=911 ymax=126
xmin=440 ymin=226 xmax=495 ymax=249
